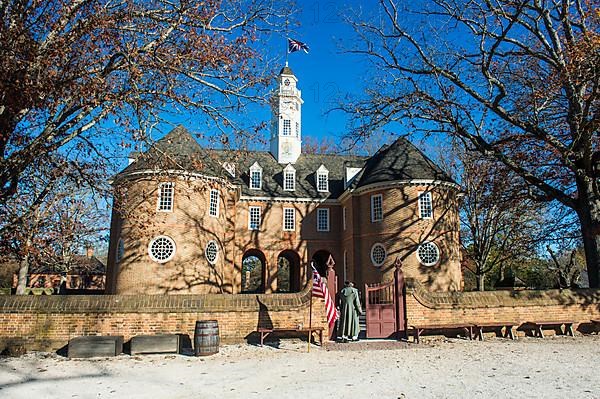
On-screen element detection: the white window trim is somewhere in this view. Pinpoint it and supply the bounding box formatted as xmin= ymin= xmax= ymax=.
xmin=317 ymin=208 xmax=330 ymax=232
xmin=316 ymin=165 xmax=329 ymax=192
xmin=418 ymin=191 xmax=433 ymax=219
xmin=371 ymin=194 xmax=383 ymax=222
xmin=417 ymin=241 xmax=440 ymax=266
xmin=248 ymin=206 xmax=261 ymax=230
xmin=157 ymin=182 xmax=175 ymax=212
xmin=249 ymin=162 xmax=263 ymax=190
xmin=283 ymin=165 xmax=296 ymax=191
xmin=283 ymin=207 xmax=296 ymax=231
xmin=209 ymin=189 xmax=219 ymax=218
xmin=148 ymin=235 xmax=176 ymax=263
xmin=342 ymin=207 xmax=347 ymax=231
xmin=205 ymin=240 xmax=219 ymax=265
xmin=370 ymin=243 xmax=387 ymax=267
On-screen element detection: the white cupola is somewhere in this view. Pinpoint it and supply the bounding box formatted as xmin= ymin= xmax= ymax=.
xmin=270 ymin=64 xmax=303 ymax=164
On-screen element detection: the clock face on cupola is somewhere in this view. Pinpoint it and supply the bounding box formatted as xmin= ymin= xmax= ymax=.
xmin=269 ymin=65 xmax=303 ymax=164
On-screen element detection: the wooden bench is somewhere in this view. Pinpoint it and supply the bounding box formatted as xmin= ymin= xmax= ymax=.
xmin=257 ymin=327 xmax=324 ymax=346
xmin=409 ymin=323 xmax=475 ymax=344
xmin=523 ymin=321 xmax=575 ymax=338
xmin=473 ymin=322 xmax=518 ymax=341
xmin=68 ymin=335 xmax=124 ymax=358
xmin=130 ymin=334 xmax=180 ymax=355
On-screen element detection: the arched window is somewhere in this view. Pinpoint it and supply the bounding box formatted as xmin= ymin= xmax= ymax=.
xmin=283 ymin=164 xmax=296 ymax=191
xmin=277 ymin=250 xmax=301 ymax=292
xmin=241 ymin=250 xmax=266 ymax=293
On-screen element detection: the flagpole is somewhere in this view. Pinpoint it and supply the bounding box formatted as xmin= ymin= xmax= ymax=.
xmin=308 ymin=263 xmax=313 ymax=353
xmin=285 ymin=19 xmax=289 ymax=67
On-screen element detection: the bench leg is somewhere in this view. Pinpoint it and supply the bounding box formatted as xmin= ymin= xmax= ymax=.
xmin=505 ymin=326 xmax=516 ymax=340
xmin=536 ymin=326 xmax=544 ymax=338
xmin=565 ymin=324 xmax=574 ymax=336
xmin=413 ymin=329 xmax=420 ymax=344
xmin=477 ymin=327 xmax=484 ymax=341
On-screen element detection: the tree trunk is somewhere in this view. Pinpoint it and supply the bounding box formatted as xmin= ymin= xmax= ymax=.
xmin=576 ymin=178 xmax=600 ymax=288
xmin=476 ymin=273 xmax=485 ymax=291
xmin=15 ymin=254 xmax=30 ymax=295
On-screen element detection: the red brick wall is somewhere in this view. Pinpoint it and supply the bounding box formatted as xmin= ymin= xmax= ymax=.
xmin=405 ymin=278 xmax=600 ymax=335
xmin=0 ymin=283 xmax=328 ymax=350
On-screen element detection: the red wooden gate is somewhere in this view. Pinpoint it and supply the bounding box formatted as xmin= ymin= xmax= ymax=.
xmin=365 ymin=264 xmax=406 ymax=339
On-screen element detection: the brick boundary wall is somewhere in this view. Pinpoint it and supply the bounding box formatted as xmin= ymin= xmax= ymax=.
xmin=405 ymin=278 xmax=600 ymax=335
xmin=0 ymin=282 xmax=328 ymax=351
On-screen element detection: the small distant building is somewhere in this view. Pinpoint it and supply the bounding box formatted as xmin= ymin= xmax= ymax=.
xmin=106 ymin=65 xmax=462 ymax=295
xmin=13 ymin=248 xmax=106 ymax=292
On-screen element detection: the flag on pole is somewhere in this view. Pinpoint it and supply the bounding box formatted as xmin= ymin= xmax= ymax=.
xmin=312 ymin=266 xmax=338 ymax=330
xmin=288 ymin=38 xmax=310 ymax=54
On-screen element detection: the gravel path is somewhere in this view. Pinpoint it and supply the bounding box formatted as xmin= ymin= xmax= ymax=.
xmin=1 ymin=335 xmax=599 ymax=399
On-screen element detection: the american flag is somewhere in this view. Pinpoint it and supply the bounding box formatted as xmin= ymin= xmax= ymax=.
xmin=288 ymin=38 xmax=310 ymax=54
xmin=312 ymin=266 xmax=338 ymax=330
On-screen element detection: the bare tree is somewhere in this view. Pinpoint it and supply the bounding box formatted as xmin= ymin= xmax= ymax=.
xmin=0 ymin=156 xmax=108 ymax=294
xmin=0 ymin=0 xmax=292 ymax=203
xmin=343 ymin=1 xmax=600 ymax=285
xmin=449 ymin=146 xmax=573 ymax=290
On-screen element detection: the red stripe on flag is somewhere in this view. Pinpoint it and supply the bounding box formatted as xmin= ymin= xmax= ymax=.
xmin=312 ymin=268 xmax=338 ymax=329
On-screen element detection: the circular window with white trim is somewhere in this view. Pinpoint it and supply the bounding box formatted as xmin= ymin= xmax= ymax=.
xmin=205 ymin=240 xmax=219 ymax=265
xmin=148 ymin=235 xmax=176 ymax=263
xmin=370 ymin=243 xmax=387 ymax=267
xmin=417 ymin=242 xmax=440 ymax=266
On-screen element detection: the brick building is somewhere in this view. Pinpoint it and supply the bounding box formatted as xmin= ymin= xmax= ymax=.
xmin=106 ymin=65 xmax=462 ymax=295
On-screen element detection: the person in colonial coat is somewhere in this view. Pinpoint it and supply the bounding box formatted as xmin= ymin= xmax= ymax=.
xmin=338 ymin=281 xmax=363 ymax=342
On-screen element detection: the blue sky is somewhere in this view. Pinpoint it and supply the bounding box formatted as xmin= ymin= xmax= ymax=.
xmin=148 ymin=1 xmax=385 ymax=154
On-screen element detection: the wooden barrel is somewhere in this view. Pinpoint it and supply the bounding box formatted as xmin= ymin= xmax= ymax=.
xmin=194 ymin=320 xmax=219 ymax=356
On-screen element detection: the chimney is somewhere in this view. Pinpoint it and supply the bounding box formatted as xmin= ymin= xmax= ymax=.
xmin=86 ymin=247 xmax=94 ymax=258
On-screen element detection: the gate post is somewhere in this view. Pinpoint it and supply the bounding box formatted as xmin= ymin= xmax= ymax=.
xmin=394 ymin=257 xmax=407 ymax=340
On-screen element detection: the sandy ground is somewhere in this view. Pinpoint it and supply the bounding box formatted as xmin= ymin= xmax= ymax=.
xmin=1 ymin=335 xmax=599 ymax=399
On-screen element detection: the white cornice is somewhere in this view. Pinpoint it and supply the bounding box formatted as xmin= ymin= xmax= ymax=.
xmin=239 ymin=195 xmax=338 ymax=204
xmin=115 ymin=169 xmax=232 ymax=187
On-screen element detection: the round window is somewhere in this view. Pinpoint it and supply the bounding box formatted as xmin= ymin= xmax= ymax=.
xmin=417 ymin=242 xmax=440 ymax=266
xmin=205 ymin=240 xmax=219 ymax=264
xmin=148 ymin=235 xmax=176 ymax=263
xmin=117 ymin=238 xmax=125 ymax=263
xmin=370 ymin=243 xmax=387 ymax=267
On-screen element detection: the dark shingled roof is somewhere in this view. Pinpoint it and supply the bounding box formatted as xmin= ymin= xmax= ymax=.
xmin=118 ymin=126 xmax=456 ymax=199
xmin=280 ymin=66 xmax=294 ymax=75
xmin=352 ymin=137 xmax=456 ymax=188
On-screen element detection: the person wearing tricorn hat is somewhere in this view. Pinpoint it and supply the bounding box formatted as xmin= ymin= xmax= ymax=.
xmin=337 ymin=281 xmax=362 ymax=342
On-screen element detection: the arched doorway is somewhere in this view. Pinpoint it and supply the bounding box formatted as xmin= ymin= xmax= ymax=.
xmin=276 ymin=250 xmax=301 ymax=292
xmin=241 ymin=249 xmax=266 ymax=293
xmin=311 ymin=250 xmax=333 ymax=278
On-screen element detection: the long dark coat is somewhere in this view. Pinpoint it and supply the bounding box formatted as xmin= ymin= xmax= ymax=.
xmin=338 ymin=286 xmax=362 ymax=339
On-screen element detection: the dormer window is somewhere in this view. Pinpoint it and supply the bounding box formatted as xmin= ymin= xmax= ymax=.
xmin=283 ymin=164 xmax=296 ymax=191
xmin=249 ymin=162 xmax=262 ymax=190
xmin=316 ymin=165 xmax=329 ymax=192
